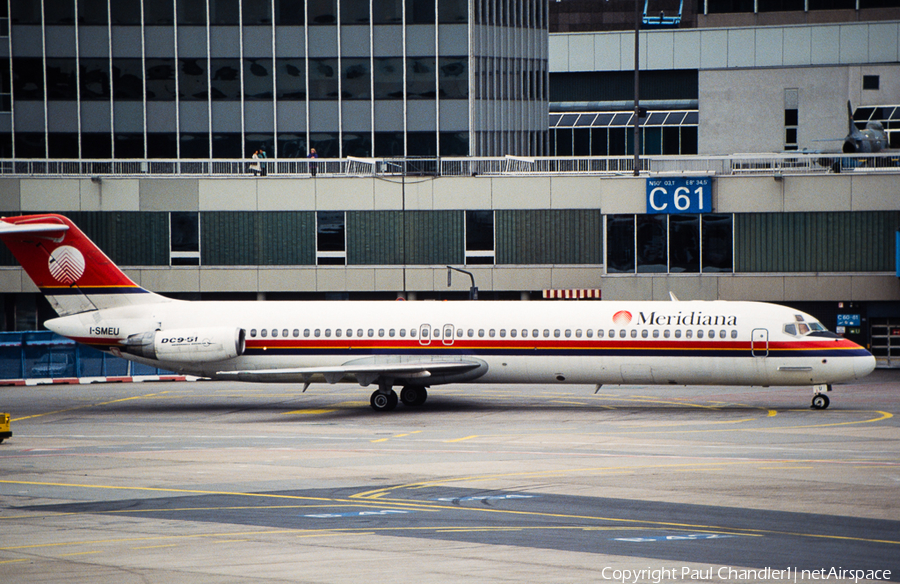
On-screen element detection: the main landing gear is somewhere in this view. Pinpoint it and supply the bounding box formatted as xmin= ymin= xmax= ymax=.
xmin=370 ymin=383 xmax=428 ymax=412
xmin=810 ymin=385 xmax=831 ymax=410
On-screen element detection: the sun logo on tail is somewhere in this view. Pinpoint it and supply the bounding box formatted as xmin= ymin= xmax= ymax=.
xmin=612 ymin=310 xmax=632 ymax=325
xmin=48 ymin=246 xmax=86 ymax=284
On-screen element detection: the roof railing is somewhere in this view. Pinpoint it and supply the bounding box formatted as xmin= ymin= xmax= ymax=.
xmin=0 ymin=153 xmax=896 ymax=178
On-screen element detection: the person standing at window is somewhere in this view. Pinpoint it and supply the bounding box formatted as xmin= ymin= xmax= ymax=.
xmin=308 ymin=148 xmax=318 ymax=176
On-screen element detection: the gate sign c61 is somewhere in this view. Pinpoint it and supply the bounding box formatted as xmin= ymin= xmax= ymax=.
xmin=646 ymin=177 xmax=712 ymax=214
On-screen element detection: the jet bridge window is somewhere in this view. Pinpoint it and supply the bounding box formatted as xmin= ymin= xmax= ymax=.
xmin=170 ymin=211 xmax=200 ymax=266
xmin=465 ymin=210 xmax=495 ymax=265
xmin=316 ymin=211 xmax=346 ymax=266
xmin=607 ymin=213 xmax=733 ymax=274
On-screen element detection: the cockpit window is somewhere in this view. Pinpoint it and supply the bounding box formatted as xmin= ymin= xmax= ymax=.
xmin=785 ymin=321 xmax=827 ymax=336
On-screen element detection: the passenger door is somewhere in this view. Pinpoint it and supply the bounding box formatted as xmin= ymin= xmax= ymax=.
xmin=751 ymin=328 xmax=768 ymax=357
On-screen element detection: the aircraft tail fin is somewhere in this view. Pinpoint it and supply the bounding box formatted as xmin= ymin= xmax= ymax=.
xmin=848 ymin=100 xmax=855 ymax=134
xmin=0 ymin=214 xmax=169 ymax=316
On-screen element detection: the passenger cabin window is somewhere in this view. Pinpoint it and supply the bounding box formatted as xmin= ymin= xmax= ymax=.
xmin=641 ymin=330 xmax=648 ymax=338
xmin=630 ymin=330 xmax=637 ymax=338
xmin=674 ymin=330 xmax=681 ymax=338
xmin=261 ymin=329 xmax=268 ymax=337
xmin=697 ymin=330 xmax=704 ymax=339
xmin=250 ymin=329 xmax=257 ymax=337
xmin=685 ymin=330 xmax=692 ymax=339
xmin=731 ymin=330 xmax=738 ymax=339
xmin=293 ymin=329 xmax=299 ymax=337
xmin=304 ymin=329 xmax=310 ymax=337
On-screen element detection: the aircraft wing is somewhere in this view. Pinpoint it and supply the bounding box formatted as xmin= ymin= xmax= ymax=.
xmin=215 ymin=358 xmax=486 ymax=388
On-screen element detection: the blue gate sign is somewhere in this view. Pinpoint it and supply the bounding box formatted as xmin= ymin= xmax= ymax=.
xmin=836 ymin=314 xmax=860 ymax=327
xmin=646 ymin=177 xmax=712 ymax=214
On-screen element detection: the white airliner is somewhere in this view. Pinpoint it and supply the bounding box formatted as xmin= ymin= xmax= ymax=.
xmin=0 ymin=214 xmax=875 ymax=411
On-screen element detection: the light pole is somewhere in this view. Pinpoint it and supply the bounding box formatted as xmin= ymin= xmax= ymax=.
xmin=633 ymin=0 xmax=641 ymax=177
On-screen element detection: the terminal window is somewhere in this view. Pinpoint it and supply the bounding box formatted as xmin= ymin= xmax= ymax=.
xmin=606 ymin=213 xmax=733 ymax=274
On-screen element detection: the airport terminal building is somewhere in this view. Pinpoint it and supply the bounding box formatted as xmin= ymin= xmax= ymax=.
xmin=0 ymin=1 xmax=898 ymax=366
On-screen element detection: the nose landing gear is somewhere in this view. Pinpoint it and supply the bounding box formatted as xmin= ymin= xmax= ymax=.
xmin=810 ymin=385 xmax=831 ymax=410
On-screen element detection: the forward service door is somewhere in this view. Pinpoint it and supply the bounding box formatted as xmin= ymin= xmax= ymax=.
xmin=751 ymin=328 xmax=768 ymax=357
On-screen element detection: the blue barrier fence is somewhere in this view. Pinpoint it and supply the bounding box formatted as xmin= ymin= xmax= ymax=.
xmin=0 ymin=331 xmax=174 ymax=380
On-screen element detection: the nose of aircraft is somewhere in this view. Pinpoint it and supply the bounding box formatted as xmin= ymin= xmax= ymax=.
xmin=854 ymin=350 xmax=877 ymax=379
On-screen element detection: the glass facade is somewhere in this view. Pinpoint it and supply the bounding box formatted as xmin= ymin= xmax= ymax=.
xmin=550 ymin=110 xmax=699 ymax=156
xmin=4 ymin=0 xmax=549 ymax=160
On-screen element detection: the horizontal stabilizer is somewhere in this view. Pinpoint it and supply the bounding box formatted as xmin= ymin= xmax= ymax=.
xmin=0 ymin=221 xmax=69 ymax=237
